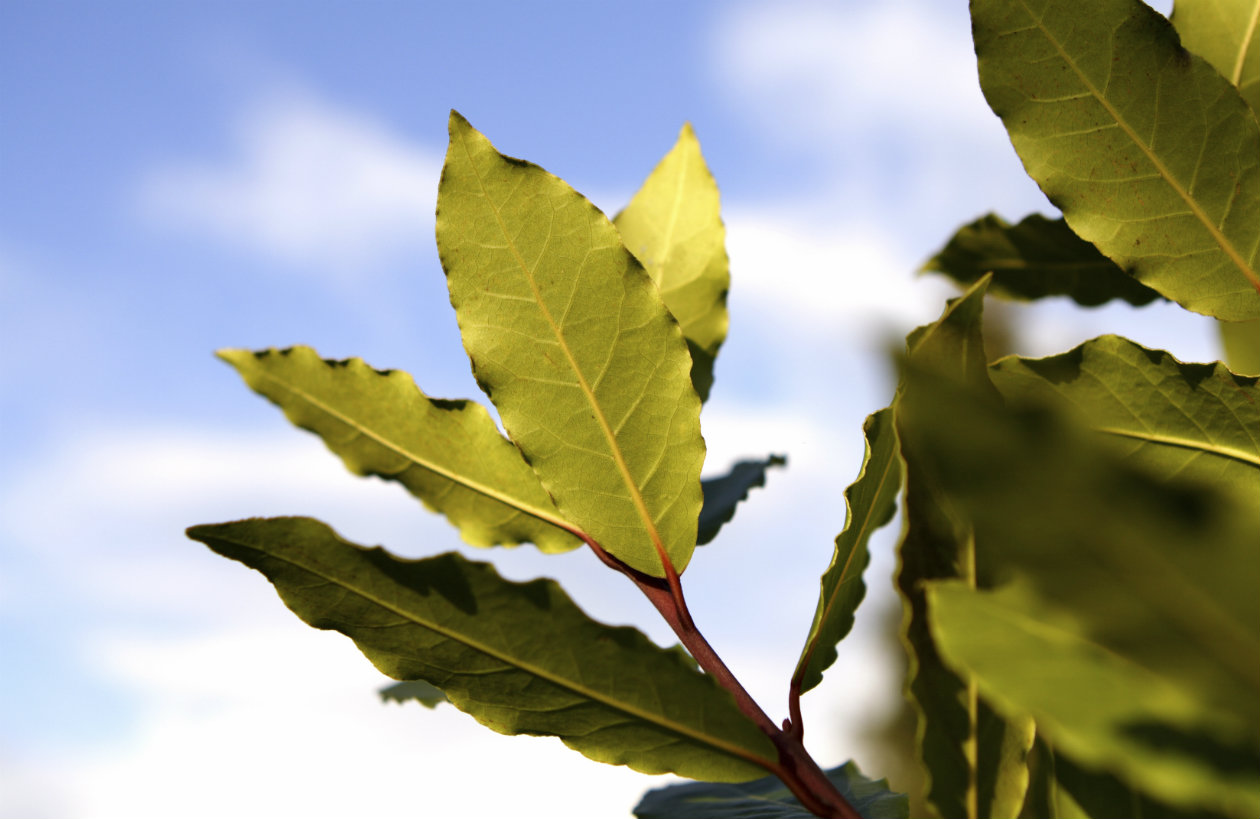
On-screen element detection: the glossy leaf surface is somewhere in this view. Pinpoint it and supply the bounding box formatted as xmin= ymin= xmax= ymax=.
xmin=187 ymin=517 xmax=776 ymax=781
xmin=615 ymin=123 xmax=730 ymax=402
xmin=219 ymin=346 xmax=579 ymax=552
xmin=634 ymin=761 xmax=909 ymax=819
xmin=697 ymin=455 xmax=785 ymax=545
xmin=922 ymin=213 xmax=1161 ymax=307
xmin=894 ymin=277 xmax=1035 ymax=819
xmin=972 ymin=0 xmax=1260 ymax=318
xmin=928 ymin=583 xmax=1260 ymax=819
xmin=1171 ymin=0 xmax=1260 ymax=110
xmin=990 ymin=335 xmax=1260 ymax=506
xmin=436 ymin=111 xmax=704 ymax=576
xmin=793 ymin=408 xmax=900 ymax=696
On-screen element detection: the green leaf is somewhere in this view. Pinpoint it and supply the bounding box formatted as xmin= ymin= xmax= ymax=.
xmin=927 ymin=582 xmax=1260 ymax=819
xmin=697 ymin=455 xmax=785 ymax=546
xmin=633 ymin=761 xmax=909 ymax=819
xmin=921 ymin=213 xmax=1161 ymax=307
xmin=1050 ymin=746 xmax=1231 ymax=819
xmin=990 ymin=335 xmax=1260 ymax=507
xmin=615 ymin=123 xmax=730 ymax=403
xmin=1021 ymin=738 xmax=1090 ymax=819
xmin=1219 ymin=318 xmax=1260 ymax=374
xmin=894 ymin=276 xmax=1036 ymax=819
xmin=792 ymin=408 xmax=900 ymax=696
xmin=436 ymin=111 xmax=704 ymax=577
xmin=218 ymin=346 xmax=580 ymax=552
xmin=900 ymin=363 xmax=1260 ymax=741
xmin=972 ymin=0 xmax=1260 ymax=319
xmin=1171 ymin=0 xmax=1260 ymax=110
xmin=379 ymin=679 xmax=447 ymax=708
xmin=187 ymin=517 xmax=776 ymax=781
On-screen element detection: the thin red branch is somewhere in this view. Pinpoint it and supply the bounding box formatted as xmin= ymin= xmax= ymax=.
xmin=582 ymin=537 xmax=863 ymax=819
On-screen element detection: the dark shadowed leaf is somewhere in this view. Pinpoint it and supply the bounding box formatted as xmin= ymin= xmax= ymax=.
xmin=928 ymin=583 xmax=1260 ymax=819
xmin=792 ymin=408 xmax=900 ymax=696
xmin=219 ymin=346 xmax=579 ymax=552
xmin=972 ymin=0 xmax=1260 ymax=319
xmin=633 ymin=761 xmax=908 ymax=819
xmin=379 ymin=680 xmax=447 ymax=708
xmin=436 ymin=111 xmax=703 ymax=577
xmin=697 ymin=455 xmax=785 ymax=545
xmin=894 ymin=276 xmax=1035 ymax=819
xmin=905 ymin=363 xmax=1260 ymax=725
xmin=922 ymin=213 xmax=1161 ymax=306
xmin=187 ymin=517 xmax=776 ymax=781
xmin=615 ymin=123 xmax=730 ymax=403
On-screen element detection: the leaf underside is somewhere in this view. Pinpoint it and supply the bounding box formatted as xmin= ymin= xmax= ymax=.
xmin=436 ymin=111 xmax=704 ymax=577
xmin=218 ymin=346 xmax=579 ymax=552
xmin=1171 ymin=0 xmax=1260 ymax=112
xmin=187 ymin=517 xmax=776 ymax=782
xmin=634 ymin=761 xmax=910 ymax=819
xmin=972 ymin=0 xmax=1260 ymax=319
xmin=921 ymin=212 xmax=1162 ymax=307
xmin=793 ymin=408 xmax=900 ymax=697
xmin=615 ymin=123 xmax=730 ymax=403
xmin=989 ymin=334 xmax=1260 ymax=507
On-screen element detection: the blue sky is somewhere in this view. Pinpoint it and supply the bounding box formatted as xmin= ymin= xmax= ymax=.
xmin=0 ymin=1 xmax=1209 ymax=817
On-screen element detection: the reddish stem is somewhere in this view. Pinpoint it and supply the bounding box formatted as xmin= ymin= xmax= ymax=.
xmin=583 ymin=539 xmax=863 ymax=819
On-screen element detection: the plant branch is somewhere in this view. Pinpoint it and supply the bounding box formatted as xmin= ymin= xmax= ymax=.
xmin=582 ymin=537 xmax=863 ymax=819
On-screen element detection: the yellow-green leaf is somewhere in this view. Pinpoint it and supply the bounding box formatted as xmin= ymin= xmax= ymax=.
xmin=188 ymin=517 xmax=777 ymax=781
xmin=615 ymin=124 xmax=730 ymax=402
xmin=219 ymin=346 xmax=580 ymax=553
xmin=1171 ymin=0 xmax=1260 ymax=110
xmin=972 ymin=0 xmax=1260 ymax=319
xmin=435 ymin=111 xmax=704 ymax=577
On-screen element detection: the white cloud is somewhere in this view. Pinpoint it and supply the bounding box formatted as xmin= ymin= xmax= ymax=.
xmin=137 ymin=92 xmax=441 ymax=278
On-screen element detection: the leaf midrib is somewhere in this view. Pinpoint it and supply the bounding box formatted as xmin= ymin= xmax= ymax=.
xmin=1018 ymin=0 xmax=1260 ymax=290
xmin=245 ymin=364 xmax=576 ymax=534
xmin=221 ymin=530 xmax=773 ymax=769
xmin=456 ymin=128 xmax=674 ymax=574
xmin=1094 ymin=425 xmax=1260 ymax=469
xmin=1235 ymin=2 xmax=1260 ymax=87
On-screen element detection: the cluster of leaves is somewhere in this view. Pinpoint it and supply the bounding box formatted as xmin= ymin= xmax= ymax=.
xmin=187 ymin=1 xmax=1258 ymax=817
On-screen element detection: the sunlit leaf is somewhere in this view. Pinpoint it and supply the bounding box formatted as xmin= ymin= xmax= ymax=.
xmin=894 ymin=276 xmax=1035 ymax=819
xmin=219 ymin=346 xmax=580 ymax=552
xmin=972 ymin=0 xmax=1260 ymax=319
xmin=379 ymin=680 xmax=447 ymax=708
xmin=187 ymin=517 xmax=776 ymax=781
xmin=696 ymin=455 xmax=785 ymax=546
xmin=990 ymin=335 xmax=1260 ymax=506
xmin=922 ymin=213 xmax=1161 ymax=307
xmin=436 ymin=111 xmax=703 ymax=577
xmin=793 ymin=408 xmax=900 ymax=696
xmin=1171 ymin=0 xmax=1260 ymax=110
xmin=633 ymin=761 xmax=909 ymax=819
xmin=928 ymin=583 xmax=1260 ymax=819
xmin=615 ymin=123 xmax=730 ymax=402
